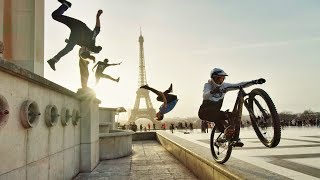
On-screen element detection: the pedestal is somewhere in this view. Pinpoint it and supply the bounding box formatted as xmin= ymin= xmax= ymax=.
xmin=77 ymin=88 xmax=101 ymax=172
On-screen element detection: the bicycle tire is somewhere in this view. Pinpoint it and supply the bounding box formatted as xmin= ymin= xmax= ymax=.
xmin=210 ymin=126 xmax=233 ymax=164
xmin=248 ymin=88 xmax=281 ymax=148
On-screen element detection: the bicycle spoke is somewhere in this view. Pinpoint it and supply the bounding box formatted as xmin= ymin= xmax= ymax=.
xmin=252 ymin=97 xmax=275 ymax=143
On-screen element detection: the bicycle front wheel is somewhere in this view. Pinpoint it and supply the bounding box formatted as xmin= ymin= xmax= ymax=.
xmin=210 ymin=126 xmax=233 ymax=164
xmin=248 ymin=88 xmax=281 ymax=148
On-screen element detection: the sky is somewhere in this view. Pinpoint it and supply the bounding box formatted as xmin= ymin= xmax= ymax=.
xmin=44 ymin=0 xmax=320 ymax=121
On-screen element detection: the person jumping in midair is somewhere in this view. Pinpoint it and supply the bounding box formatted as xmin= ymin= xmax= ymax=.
xmin=79 ymin=47 xmax=96 ymax=88
xmin=140 ymin=84 xmax=178 ymax=120
xmin=92 ymin=59 xmax=121 ymax=84
xmin=47 ymin=0 xmax=103 ymax=71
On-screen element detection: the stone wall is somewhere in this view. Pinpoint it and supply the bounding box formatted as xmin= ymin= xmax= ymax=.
xmin=0 ymin=58 xmax=100 ymax=179
xmin=0 ymin=0 xmax=44 ymax=76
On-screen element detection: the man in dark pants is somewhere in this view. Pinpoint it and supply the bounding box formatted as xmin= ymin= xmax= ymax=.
xmin=47 ymin=0 xmax=103 ymax=71
xmin=92 ymin=59 xmax=121 ymax=84
xmin=140 ymin=84 xmax=178 ymax=120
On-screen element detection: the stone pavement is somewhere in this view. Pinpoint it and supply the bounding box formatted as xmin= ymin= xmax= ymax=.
xmin=74 ymin=140 xmax=198 ymax=180
xmin=173 ymin=127 xmax=320 ymax=180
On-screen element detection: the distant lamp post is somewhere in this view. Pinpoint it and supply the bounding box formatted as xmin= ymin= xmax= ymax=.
xmin=0 ymin=41 xmax=4 ymax=54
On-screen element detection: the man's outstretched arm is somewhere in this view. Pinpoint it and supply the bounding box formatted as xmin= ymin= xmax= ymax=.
xmin=109 ymin=62 xmax=122 ymax=66
xmin=95 ymin=10 xmax=103 ymax=28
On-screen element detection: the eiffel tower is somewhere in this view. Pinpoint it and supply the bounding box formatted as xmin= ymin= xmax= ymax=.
xmin=128 ymin=30 xmax=158 ymax=124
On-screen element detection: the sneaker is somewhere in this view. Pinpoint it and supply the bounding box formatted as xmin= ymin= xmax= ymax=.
xmin=58 ymin=0 xmax=72 ymax=8
xmin=116 ymin=77 xmax=120 ymax=82
xmin=140 ymin=84 xmax=149 ymax=89
xmin=168 ymin=83 xmax=173 ymax=93
xmin=47 ymin=58 xmax=57 ymax=71
xmin=233 ymin=139 xmax=244 ymax=147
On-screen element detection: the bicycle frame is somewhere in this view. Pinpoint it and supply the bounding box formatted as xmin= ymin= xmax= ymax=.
xmin=228 ymin=87 xmax=253 ymax=141
xmin=226 ymin=87 xmax=243 ymax=140
xmin=228 ymin=86 xmax=267 ymax=140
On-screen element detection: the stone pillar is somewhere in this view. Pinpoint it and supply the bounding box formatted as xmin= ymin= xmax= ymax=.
xmin=0 ymin=0 xmax=4 ymax=56
xmin=34 ymin=0 xmax=44 ymax=76
xmin=77 ymin=88 xmax=101 ymax=172
xmin=2 ymin=0 xmax=44 ymax=76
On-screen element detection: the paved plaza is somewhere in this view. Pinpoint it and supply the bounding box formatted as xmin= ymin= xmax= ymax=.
xmin=74 ymin=140 xmax=198 ymax=180
xmin=173 ymin=126 xmax=320 ymax=180
xmin=74 ymin=127 xmax=319 ymax=180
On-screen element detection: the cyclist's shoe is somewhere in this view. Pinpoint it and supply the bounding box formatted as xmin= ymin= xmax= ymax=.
xmin=224 ymin=125 xmax=235 ymax=140
xmin=58 ymin=0 xmax=72 ymax=8
xmin=233 ymin=139 xmax=244 ymax=147
xmin=47 ymin=58 xmax=57 ymax=71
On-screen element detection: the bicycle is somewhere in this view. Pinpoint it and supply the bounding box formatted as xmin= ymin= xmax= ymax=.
xmin=210 ymin=82 xmax=281 ymax=164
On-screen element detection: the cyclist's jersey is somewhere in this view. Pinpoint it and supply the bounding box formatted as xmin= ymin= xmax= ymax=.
xmin=202 ymin=80 xmax=254 ymax=109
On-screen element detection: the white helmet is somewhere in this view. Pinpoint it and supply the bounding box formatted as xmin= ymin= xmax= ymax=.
xmin=210 ymin=68 xmax=228 ymax=78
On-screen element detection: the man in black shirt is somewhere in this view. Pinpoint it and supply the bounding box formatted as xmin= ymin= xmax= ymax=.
xmin=47 ymin=0 xmax=103 ymax=71
xmin=140 ymin=84 xmax=178 ymax=120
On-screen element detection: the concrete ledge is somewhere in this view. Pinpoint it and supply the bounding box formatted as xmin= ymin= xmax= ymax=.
xmin=0 ymin=58 xmax=79 ymax=99
xmin=132 ymin=131 xmax=156 ymax=141
xmin=99 ymin=130 xmax=134 ymax=160
xmin=99 ymin=122 xmax=113 ymax=126
xmin=99 ymin=122 xmax=114 ymax=134
xmin=156 ymin=131 xmax=289 ymax=180
xmin=99 ymin=130 xmax=134 ymax=137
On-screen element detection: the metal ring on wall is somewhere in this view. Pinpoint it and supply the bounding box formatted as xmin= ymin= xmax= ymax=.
xmin=72 ymin=110 xmax=81 ymax=125
xmin=45 ymin=105 xmax=59 ymax=127
xmin=20 ymin=100 xmax=41 ymax=128
xmin=0 ymin=94 xmax=10 ymax=128
xmin=61 ymin=108 xmax=72 ymax=126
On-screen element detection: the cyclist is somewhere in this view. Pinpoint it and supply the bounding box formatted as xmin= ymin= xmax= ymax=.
xmin=140 ymin=84 xmax=178 ymax=120
xmin=47 ymin=0 xmax=103 ymax=71
xmin=198 ymin=68 xmax=265 ymax=146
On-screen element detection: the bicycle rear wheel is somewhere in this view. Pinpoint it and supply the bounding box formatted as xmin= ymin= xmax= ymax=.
xmin=248 ymin=88 xmax=281 ymax=148
xmin=210 ymin=126 xmax=233 ymax=164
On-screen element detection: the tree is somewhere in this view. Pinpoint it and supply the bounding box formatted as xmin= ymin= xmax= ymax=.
xmin=278 ymin=111 xmax=297 ymax=125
